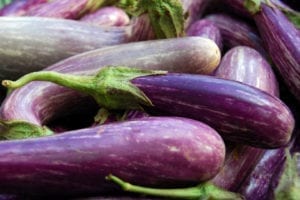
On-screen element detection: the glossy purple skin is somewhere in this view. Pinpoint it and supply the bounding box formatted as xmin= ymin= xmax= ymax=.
xmin=205 ymin=13 xmax=267 ymax=57
xmin=131 ymin=74 xmax=295 ymax=148
xmin=0 ymin=37 xmax=220 ymax=128
xmin=0 ymin=117 xmax=225 ymax=196
xmin=186 ymin=19 xmax=223 ymax=50
xmin=254 ymin=4 xmax=300 ymax=102
xmin=238 ymin=148 xmax=286 ymax=199
xmin=0 ymin=17 xmax=131 ymax=80
xmin=214 ymin=46 xmax=279 ymax=96
xmin=80 ymin=6 xmax=130 ymax=27
xmin=24 ymin=0 xmax=94 ymax=19
xmin=0 ymin=0 xmax=48 ymax=16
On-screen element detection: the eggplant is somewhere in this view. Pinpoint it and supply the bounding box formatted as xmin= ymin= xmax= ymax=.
xmin=186 ymin=19 xmax=223 ymax=50
xmin=0 ymin=117 xmax=226 ymax=196
xmin=249 ymin=3 xmax=300 ymax=102
xmin=214 ymin=46 xmax=279 ymax=96
xmin=0 ymin=16 xmax=156 ymax=80
xmin=2 ymin=65 xmax=294 ymax=148
xmin=0 ymin=0 xmax=48 ymax=16
xmin=205 ymin=13 xmax=268 ymax=57
xmin=0 ymin=36 xmax=220 ymax=138
xmin=80 ymin=6 xmax=130 ymax=26
xmin=23 ymin=0 xmax=116 ymax=19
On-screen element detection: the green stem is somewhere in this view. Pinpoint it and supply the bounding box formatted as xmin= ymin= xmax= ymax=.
xmin=2 ymin=71 xmax=94 ymax=93
xmin=106 ymin=174 xmax=243 ymax=200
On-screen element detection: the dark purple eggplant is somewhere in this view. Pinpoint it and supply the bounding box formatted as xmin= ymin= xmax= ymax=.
xmin=186 ymin=19 xmax=223 ymax=50
xmin=0 ymin=117 xmax=226 ymax=196
xmin=249 ymin=3 xmax=300 ymax=102
xmin=205 ymin=13 xmax=268 ymax=57
xmin=214 ymin=46 xmax=279 ymax=96
xmin=0 ymin=36 xmax=220 ymax=139
xmin=23 ymin=0 xmax=116 ymax=19
xmin=80 ymin=6 xmax=130 ymax=26
xmin=2 ymin=66 xmax=294 ymax=148
xmin=0 ymin=0 xmax=48 ymax=16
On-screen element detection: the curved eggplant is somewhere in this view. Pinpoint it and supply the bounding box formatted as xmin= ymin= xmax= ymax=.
xmin=0 ymin=117 xmax=225 ymax=196
xmin=0 ymin=0 xmax=48 ymax=16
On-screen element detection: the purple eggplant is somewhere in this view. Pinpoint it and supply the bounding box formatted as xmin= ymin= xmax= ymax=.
xmin=0 ymin=0 xmax=48 ymax=16
xmin=0 ymin=36 xmax=221 ymax=138
xmin=249 ymin=3 xmax=300 ymax=102
xmin=186 ymin=19 xmax=223 ymax=50
xmin=0 ymin=117 xmax=226 ymax=196
xmin=205 ymin=13 xmax=268 ymax=57
xmin=23 ymin=0 xmax=116 ymax=19
xmin=80 ymin=6 xmax=130 ymax=26
xmin=2 ymin=66 xmax=294 ymax=148
xmin=214 ymin=46 xmax=279 ymax=96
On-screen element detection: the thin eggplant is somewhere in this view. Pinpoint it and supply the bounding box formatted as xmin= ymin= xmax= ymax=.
xmin=0 ymin=36 xmax=220 ymax=139
xmin=205 ymin=13 xmax=268 ymax=57
xmin=0 ymin=16 xmax=155 ymax=80
xmin=186 ymin=19 xmax=223 ymax=50
xmin=214 ymin=46 xmax=279 ymax=96
xmin=80 ymin=6 xmax=130 ymax=26
xmin=2 ymin=66 xmax=294 ymax=148
xmin=23 ymin=0 xmax=116 ymax=19
xmin=0 ymin=0 xmax=48 ymax=16
xmin=0 ymin=117 xmax=226 ymax=196
xmin=250 ymin=3 xmax=300 ymax=102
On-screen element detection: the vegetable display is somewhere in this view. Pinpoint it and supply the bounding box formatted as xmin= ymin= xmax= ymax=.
xmin=0 ymin=0 xmax=299 ymax=199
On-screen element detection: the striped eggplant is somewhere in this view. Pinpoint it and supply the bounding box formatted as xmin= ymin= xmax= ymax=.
xmin=2 ymin=66 xmax=294 ymax=148
xmin=0 ymin=0 xmax=48 ymax=16
xmin=79 ymin=6 xmax=130 ymax=26
xmin=250 ymin=3 xmax=300 ymax=102
xmin=0 ymin=16 xmax=156 ymax=80
xmin=214 ymin=46 xmax=279 ymax=96
xmin=205 ymin=13 xmax=268 ymax=57
xmin=186 ymin=19 xmax=223 ymax=50
xmin=0 ymin=117 xmax=226 ymax=196
xmin=0 ymin=37 xmax=220 ymax=138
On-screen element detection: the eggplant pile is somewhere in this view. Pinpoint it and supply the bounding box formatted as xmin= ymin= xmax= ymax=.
xmin=0 ymin=0 xmax=299 ymax=199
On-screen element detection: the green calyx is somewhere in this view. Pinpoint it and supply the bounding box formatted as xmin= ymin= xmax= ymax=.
xmin=118 ymin=0 xmax=185 ymax=38
xmin=2 ymin=66 xmax=167 ymax=111
xmin=244 ymin=0 xmax=262 ymax=14
xmin=106 ymin=174 xmax=243 ymax=200
xmin=274 ymin=150 xmax=300 ymax=200
xmin=84 ymin=0 xmax=119 ymax=14
xmin=0 ymin=120 xmax=53 ymax=140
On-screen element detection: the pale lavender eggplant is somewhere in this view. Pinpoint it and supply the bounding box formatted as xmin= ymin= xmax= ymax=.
xmin=23 ymin=0 xmax=112 ymax=19
xmin=186 ymin=19 xmax=223 ymax=50
xmin=0 ymin=0 xmax=48 ymax=16
xmin=0 ymin=16 xmax=156 ymax=80
xmin=205 ymin=13 xmax=267 ymax=57
xmin=0 ymin=37 xmax=220 ymax=130
xmin=214 ymin=46 xmax=279 ymax=96
xmin=80 ymin=6 xmax=130 ymax=26
xmin=0 ymin=117 xmax=225 ymax=196
xmin=253 ymin=4 xmax=300 ymax=102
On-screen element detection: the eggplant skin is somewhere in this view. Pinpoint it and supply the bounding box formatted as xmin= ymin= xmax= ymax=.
xmin=0 ymin=117 xmax=225 ymax=196
xmin=214 ymin=46 xmax=279 ymax=97
xmin=132 ymin=74 xmax=295 ymax=148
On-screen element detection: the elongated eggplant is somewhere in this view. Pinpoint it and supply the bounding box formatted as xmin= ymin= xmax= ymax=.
xmin=250 ymin=3 xmax=300 ymax=102
xmin=0 ymin=117 xmax=226 ymax=196
xmin=0 ymin=16 xmax=156 ymax=80
xmin=80 ymin=6 xmax=130 ymax=26
xmin=2 ymin=66 xmax=294 ymax=148
xmin=214 ymin=46 xmax=279 ymax=96
xmin=23 ymin=0 xmax=116 ymax=19
xmin=205 ymin=13 xmax=267 ymax=57
xmin=0 ymin=0 xmax=48 ymax=16
xmin=0 ymin=37 xmax=220 ymax=139
xmin=186 ymin=19 xmax=223 ymax=50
